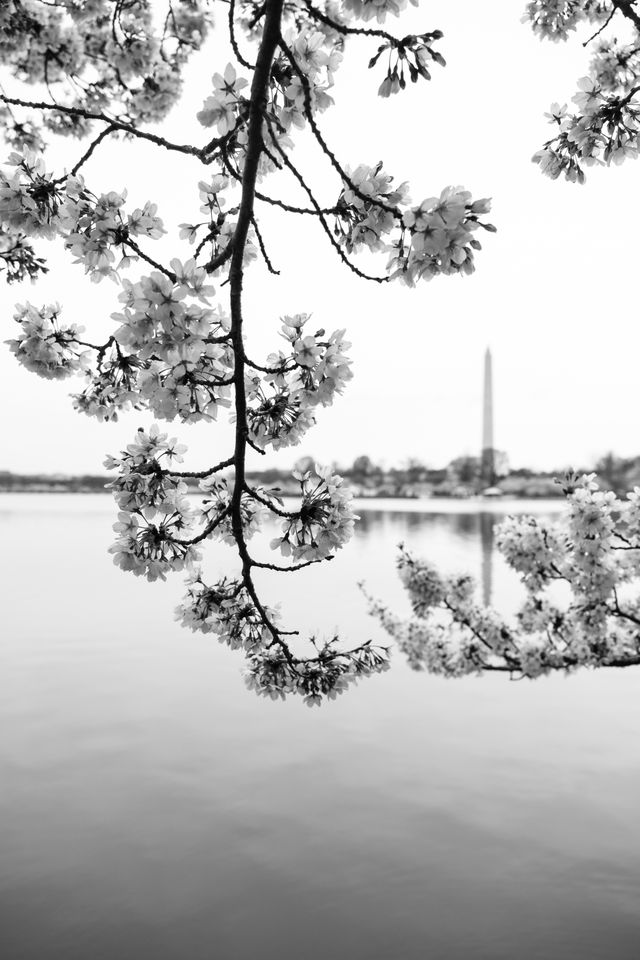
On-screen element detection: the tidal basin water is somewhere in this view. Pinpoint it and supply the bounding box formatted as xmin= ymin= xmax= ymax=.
xmin=2 ymin=494 xmax=640 ymax=960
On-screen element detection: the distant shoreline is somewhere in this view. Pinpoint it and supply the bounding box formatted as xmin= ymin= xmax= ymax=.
xmin=0 ymin=469 xmax=567 ymax=500
xmin=0 ymin=486 xmax=564 ymax=501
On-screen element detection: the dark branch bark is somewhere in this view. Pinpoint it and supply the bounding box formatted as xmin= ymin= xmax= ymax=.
xmin=251 ymin=215 xmax=280 ymax=273
xmin=228 ymin=0 xmax=288 ymax=649
xmin=612 ymin=0 xmax=640 ymax=32
xmin=167 ymin=456 xmax=235 ymax=479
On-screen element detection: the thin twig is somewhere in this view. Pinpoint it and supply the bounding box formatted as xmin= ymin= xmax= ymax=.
xmin=262 ymin=125 xmax=391 ymax=283
xmin=0 ymin=94 xmax=204 ymax=159
xmin=302 ymin=0 xmax=417 ymax=45
xmin=251 ymin=215 xmax=280 ymax=273
xmin=167 ymin=456 xmax=235 ymax=479
xmin=171 ymin=506 xmax=231 ymax=545
xmin=124 ymin=238 xmax=176 ymax=279
xmin=247 ymin=437 xmax=267 ymax=456
xmin=252 ymin=556 xmax=330 ymax=571
xmin=246 ymin=485 xmax=297 ymax=517
xmin=53 ymin=124 xmax=117 ymax=184
xmin=222 ymin=148 xmax=338 ymax=215
xmin=229 ymin=0 xmax=256 ymax=69
xmin=583 ymin=8 xmax=616 ymax=45
xmin=279 ymin=36 xmax=402 ymax=221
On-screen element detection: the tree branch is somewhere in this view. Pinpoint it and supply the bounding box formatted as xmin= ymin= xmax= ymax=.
xmin=302 ymin=0 xmax=417 ymax=45
xmin=278 ymin=37 xmax=403 ymax=221
xmin=251 ymin=215 xmax=280 ymax=273
xmin=53 ymin=124 xmax=117 ymax=183
xmin=166 ymin=456 xmax=235 ymax=479
xmin=612 ymin=0 xmax=640 ymax=32
xmin=0 ymin=94 xmax=204 ymax=159
xmin=229 ymin=0 xmax=256 ymax=70
xmin=262 ymin=124 xmax=391 ymax=283
xmin=228 ymin=0 xmax=288 ymax=648
xmin=124 ymin=238 xmax=176 ymax=279
xmin=252 ymin=556 xmax=330 ymax=571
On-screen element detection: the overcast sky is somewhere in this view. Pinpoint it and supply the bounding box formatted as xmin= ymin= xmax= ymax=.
xmin=2 ymin=0 xmax=638 ymax=476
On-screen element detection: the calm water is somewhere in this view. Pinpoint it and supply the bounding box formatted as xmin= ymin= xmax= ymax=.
xmin=2 ymin=495 xmax=640 ymax=960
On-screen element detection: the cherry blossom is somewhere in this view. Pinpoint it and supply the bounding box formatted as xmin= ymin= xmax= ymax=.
xmin=269 ymin=466 xmax=357 ymax=562
xmin=6 ymin=301 xmax=90 ymax=380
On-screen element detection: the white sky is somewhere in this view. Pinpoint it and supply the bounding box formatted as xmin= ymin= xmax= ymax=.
xmin=2 ymin=0 xmax=639 ymax=475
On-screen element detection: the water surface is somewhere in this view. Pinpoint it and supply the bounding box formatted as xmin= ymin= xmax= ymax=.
xmin=2 ymin=495 xmax=639 ymax=960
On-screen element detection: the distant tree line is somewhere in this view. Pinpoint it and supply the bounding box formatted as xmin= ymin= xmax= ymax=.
xmin=2 ymin=452 xmax=637 ymax=499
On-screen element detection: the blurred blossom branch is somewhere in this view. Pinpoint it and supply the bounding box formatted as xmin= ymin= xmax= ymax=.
xmin=358 ymin=1 xmax=640 ymax=682
xmin=367 ymin=474 xmax=640 ymax=676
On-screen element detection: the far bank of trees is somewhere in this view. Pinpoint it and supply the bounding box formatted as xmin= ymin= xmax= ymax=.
xmin=4 ymin=450 xmax=638 ymax=500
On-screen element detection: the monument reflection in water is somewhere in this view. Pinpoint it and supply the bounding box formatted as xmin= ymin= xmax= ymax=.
xmin=480 ymin=511 xmax=494 ymax=606
xmin=356 ymin=506 xmax=499 ymax=605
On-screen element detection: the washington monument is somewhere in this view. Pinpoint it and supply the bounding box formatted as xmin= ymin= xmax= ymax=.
xmin=481 ymin=347 xmax=495 ymax=487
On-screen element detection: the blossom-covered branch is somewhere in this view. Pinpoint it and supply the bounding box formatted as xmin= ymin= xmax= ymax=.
xmin=526 ymin=0 xmax=640 ymax=180
xmin=367 ymin=474 xmax=640 ymax=678
xmin=1 ymin=0 xmax=494 ymax=703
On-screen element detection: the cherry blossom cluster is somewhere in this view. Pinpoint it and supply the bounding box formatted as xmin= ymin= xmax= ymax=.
xmin=59 ymin=179 xmax=165 ymax=282
xmin=0 ymin=150 xmax=64 ymax=239
xmin=0 ymin=155 xmax=167 ymax=282
xmin=110 ymin=262 xmax=233 ymax=422
xmin=342 ymin=0 xmax=419 ymax=25
xmin=0 ymin=0 xmax=211 ymax=141
xmin=0 ymin=108 xmax=45 ymax=154
xmin=197 ymin=64 xmax=249 ymax=136
xmin=524 ymin=0 xmax=611 ymax=42
xmin=177 ymin=572 xmax=279 ymax=652
xmin=497 ymin=514 xmax=567 ymax=591
xmin=0 ymin=226 xmax=46 ymax=283
xmin=179 ymin=176 xmax=232 ymax=258
xmin=391 ymin=189 xmax=495 ymax=285
xmin=104 ymin=424 xmax=188 ymax=511
xmin=369 ymin=31 xmax=445 ymax=98
xmin=527 ymin=0 xmax=640 ymax=183
xmin=332 ymin=165 xmax=494 ymax=283
xmin=247 ymin=313 xmax=353 ymax=449
xmin=590 ymin=38 xmax=640 ymax=94
xmin=105 ymin=425 xmax=201 ymax=582
xmin=109 ymin=504 xmax=199 ymax=582
xmin=244 ymin=640 xmax=390 ymax=706
xmin=182 ymin=175 xmax=259 ymax=270
xmin=270 ymin=25 xmax=342 ymax=130
xmin=105 ymin=425 xmax=264 ymax=555
xmin=7 ymin=262 xmax=234 ymax=424
xmin=269 ymin=466 xmax=357 ymax=561
xmin=71 ymin=340 xmax=143 ymax=422
xmin=368 ymin=475 xmax=640 ymax=679
xmin=6 ymin=301 xmax=90 ymax=380
xmin=533 ymin=79 xmax=640 ymax=182
xmin=335 ymin=162 xmax=409 ymax=252
xmin=197 ymin=476 xmax=266 ymax=546
xmin=246 ymin=383 xmax=317 ymax=450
